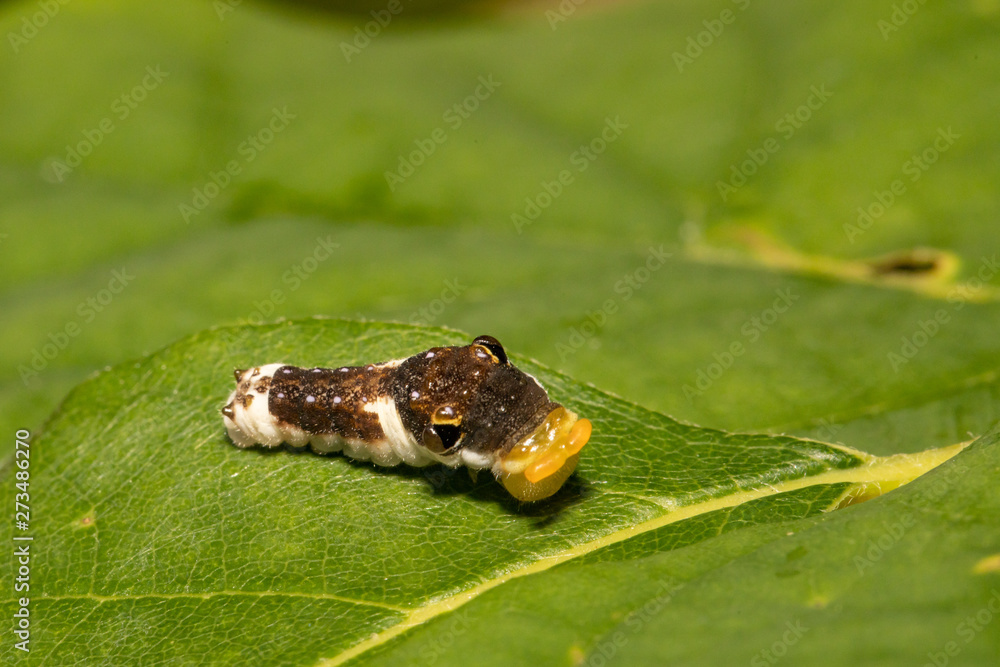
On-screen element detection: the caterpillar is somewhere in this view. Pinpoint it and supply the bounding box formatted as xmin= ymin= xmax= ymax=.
xmin=221 ymin=335 xmax=592 ymax=501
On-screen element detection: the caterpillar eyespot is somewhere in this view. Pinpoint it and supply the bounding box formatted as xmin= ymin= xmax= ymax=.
xmin=221 ymin=335 xmax=592 ymax=501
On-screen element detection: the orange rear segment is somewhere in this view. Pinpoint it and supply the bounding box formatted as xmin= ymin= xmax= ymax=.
xmin=498 ymin=411 xmax=592 ymax=500
xmin=524 ymin=419 xmax=592 ymax=483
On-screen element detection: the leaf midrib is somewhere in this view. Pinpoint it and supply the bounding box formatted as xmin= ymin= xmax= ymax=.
xmin=315 ymin=442 xmax=964 ymax=666
xmin=6 ymin=441 xmax=961 ymax=660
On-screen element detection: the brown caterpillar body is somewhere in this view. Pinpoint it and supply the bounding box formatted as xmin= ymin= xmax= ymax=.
xmin=222 ymin=335 xmax=591 ymax=501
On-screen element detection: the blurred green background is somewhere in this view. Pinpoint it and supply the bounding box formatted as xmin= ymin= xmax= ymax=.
xmin=1 ymin=0 xmax=998 ymax=458
xmin=3 ymin=2 xmax=1000 ymax=666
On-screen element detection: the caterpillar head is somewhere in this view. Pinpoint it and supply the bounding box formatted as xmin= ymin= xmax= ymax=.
xmin=401 ymin=335 xmax=592 ymax=501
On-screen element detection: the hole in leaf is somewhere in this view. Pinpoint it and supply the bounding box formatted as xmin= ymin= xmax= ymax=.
xmin=866 ymin=248 xmax=949 ymax=278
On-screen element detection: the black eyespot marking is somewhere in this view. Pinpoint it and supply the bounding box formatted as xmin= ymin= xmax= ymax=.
xmin=421 ymin=423 xmax=461 ymax=453
xmin=435 ymin=423 xmax=462 ymax=450
xmin=473 ymin=335 xmax=507 ymax=364
xmin=421 ymin=425 xmax=443 ymax=452
xmin=234 ymin=368 xmax=246 ymax=382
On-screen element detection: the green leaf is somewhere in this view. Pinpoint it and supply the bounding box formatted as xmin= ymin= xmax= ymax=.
xmin=358 ymin=427 xmax=1000 ymax=667
xmin=2 ymin=0 xmax=1000 ymax=459
xmin=3 ymin=0 xmax=1000 ymax=662
xmin=0 ymin=320 xmax=965 ymax=665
